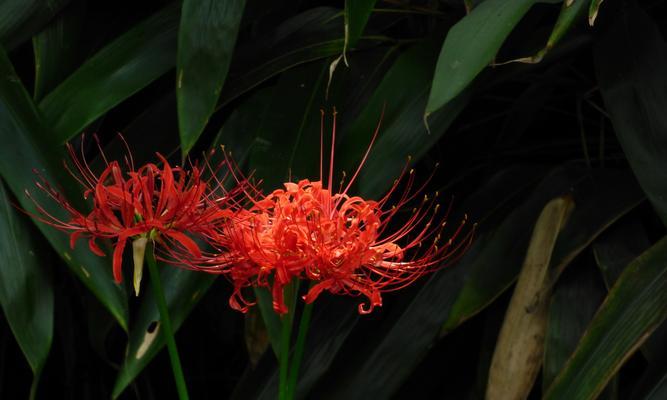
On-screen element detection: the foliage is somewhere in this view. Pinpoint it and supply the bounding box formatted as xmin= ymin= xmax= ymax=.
xmin=0 ymin=0 xmax=666 ymax=398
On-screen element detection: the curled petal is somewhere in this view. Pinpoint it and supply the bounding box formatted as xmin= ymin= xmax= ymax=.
xmin=113 ymin=236 xmax=128 ymax=283
xmin=88 ymin=238 xmax=106 ymax=257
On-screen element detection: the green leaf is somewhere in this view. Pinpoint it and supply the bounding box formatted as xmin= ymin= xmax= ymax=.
xmin=0 ymin=180 xmax=53 ymax=395
xmin=177 ymin=0 xmax=245 ymax=156
xmin=543 ymin=262 xmax=607 ymax=390
xmin=32 ymin=0 xmax=85 ymax=101
xmin=112 ymin=267 xmax=215 ymax=399
xmin=343 ymin=0 xmax=377 ymax=61
xmin=0 ymin=0 xmax=69 ymax=50
xmin=593 ymin=218 xmax=650 ymax=290
xmin=425 ymin=0 xmax=535 ymax=116
xmin=39 ymin=3 xmax=180 ymax=143
xmin=594 ymin=1 xmax=667 ymax=226
xmin=593 ymin=216 xmax=667 ymax=366
xmin=544 ymin=235 xmax=667 ymax=400
xmin=0 ymin=46 xmax=128 ymax=330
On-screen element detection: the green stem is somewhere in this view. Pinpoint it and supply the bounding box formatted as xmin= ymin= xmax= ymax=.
xmin=278 ymin=313 xmax=292 ymax=400
xmin=285 ymin=300 xmax=314 ymax=400
xmin=146 ymin=243 xmax=190 ymax=400
xmin=278 ymin=280 xmax=298 ymax=400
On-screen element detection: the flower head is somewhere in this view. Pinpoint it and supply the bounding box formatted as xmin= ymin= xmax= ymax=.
xmin=27 ymin=136 xmax=246 ymax=284
xmin=196 ymin=111 xmax=474 ymax=314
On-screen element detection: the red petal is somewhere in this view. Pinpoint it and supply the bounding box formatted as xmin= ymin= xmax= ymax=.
xmin=164 ymin=231 xmax=201 ymax=258
xmin=69 ymin=231 xmax=83 ymax=249
xmin=303 ymin=281 xmax=331 ymax=304
xmin=112 ymin=236 xmax=128 ymax=283
xmin=272 ymin=281 xmax=288 ymax=314
xmin=88 ymin=238 xmax=106 ymax=257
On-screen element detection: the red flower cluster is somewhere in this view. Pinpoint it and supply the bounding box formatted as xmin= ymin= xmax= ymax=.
xmin=179 ymin=112 xmax=474 ymax=314
xmin=29 ymin=115 xmax=473 ymax=315
xmin=28 ymin=136 xmax=247 ymax=284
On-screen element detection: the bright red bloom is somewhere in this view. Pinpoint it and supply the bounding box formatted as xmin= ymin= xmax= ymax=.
xmin=197 ymin=111 xmax=474 ymax=314
xmin=27 ymin=136 xmax=244 ymax=283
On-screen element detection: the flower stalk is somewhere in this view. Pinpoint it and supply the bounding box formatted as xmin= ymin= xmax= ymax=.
xmin=145 ymin=240 xmax=190 ymax=400
xmin=277 ymin=280 xmax=314 ymax=400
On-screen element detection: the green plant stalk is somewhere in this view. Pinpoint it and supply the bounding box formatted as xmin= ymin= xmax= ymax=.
xmin=146 ymin=242 xmax=190 ymax=400
xmin=286 ymin=300 xmax=314 ymax=400
xmin=278 ymin=280 xmax=299 ymax=400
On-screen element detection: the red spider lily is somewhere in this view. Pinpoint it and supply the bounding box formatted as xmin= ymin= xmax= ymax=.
xmin=27 ymin=136 xmax=246 ymax=284
xmin=195 ymin=111 xmax=474 ymax=314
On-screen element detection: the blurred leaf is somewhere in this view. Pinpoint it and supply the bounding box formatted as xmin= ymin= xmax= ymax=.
xmin=177 ymin=0 xmax=245 ymax=156
xmin=544 ymin=235 xmax=667 ymax=400
xmin=218 ymin=7 xmax=389 ymax=107
xmin=0 ymin=0 xmax=69 ymax=50
xmin=343 ymin=0 xmax=377 ymax=61
xmin=245 ymin=304 xmax=270 ymax=367
xmin=340 ymin=41 xmax=469 ymax=198
xmin=39 ymin=3 xmax=180 ymax=143
xmin=593 ymin=218 xmax=650 ymax=290
xmin=425 ymin=0 xmax=534 ymax=116
xmin=32 ymin=0 xmax=85 ymax=101
xmin=254 ymin=286 xmax=283 ymax=359
xmin=594 ymin=1 xmax=667 ymax=226
xmin=546 ymin=171 xmax=645 ymax=283
xmin=0 ymin=47 xmax=128 ymax=330
xmin=241 ymin=60 xmax=329 ymax=198
xmin=231 ymin=298 xmax=358 ymax=400
xmin=645 ymin=375 xmax=667 ymax=400
xmin=487 ymin=196 xmax=573 ymax=400
xmin=445 ymin=170 xmax=643 ymax=333
xmin=543 ymin=262 xmax=607 ymax=390
xmin=112 ymin=267 xmax=215 ymax=399
xmin=0 ymin=181 xmax=53 ymax=394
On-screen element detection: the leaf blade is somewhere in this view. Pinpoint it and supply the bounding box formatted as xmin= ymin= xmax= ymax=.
xmin=0 ymin=181 xmax=53 ymax=379
xmin=177 ymin=0 xmax=245 ymax=155
xmin=39 ymin=3 xmax=180 ymax=143
xmin=544 ymin=236 xmax=667 ymax=400
xmin=425 ymin=0 xmax=534 ymax=116
xmin=0 ymin=46 xmax=128 ymax=330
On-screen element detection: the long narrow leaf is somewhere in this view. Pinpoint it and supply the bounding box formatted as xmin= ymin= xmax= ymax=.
xmin=425 ymin=0 xmax=534 ymax=116
xmin=0 ymin=0 xmax=69 ymax=50
xmin=0 ymin=181 xmax=53 ymax=394
xmin=177 ymin=0 xmax=245 ymax=156
xmin=594 ymin=1 xmax=667 ymax=226
xmin=0 ymin=47 xmax=128 ymax=330
xmin=39 ymin=3 xmax=180 ymax=143
xmin=544 ymin=236 xmax=667 ymax=399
